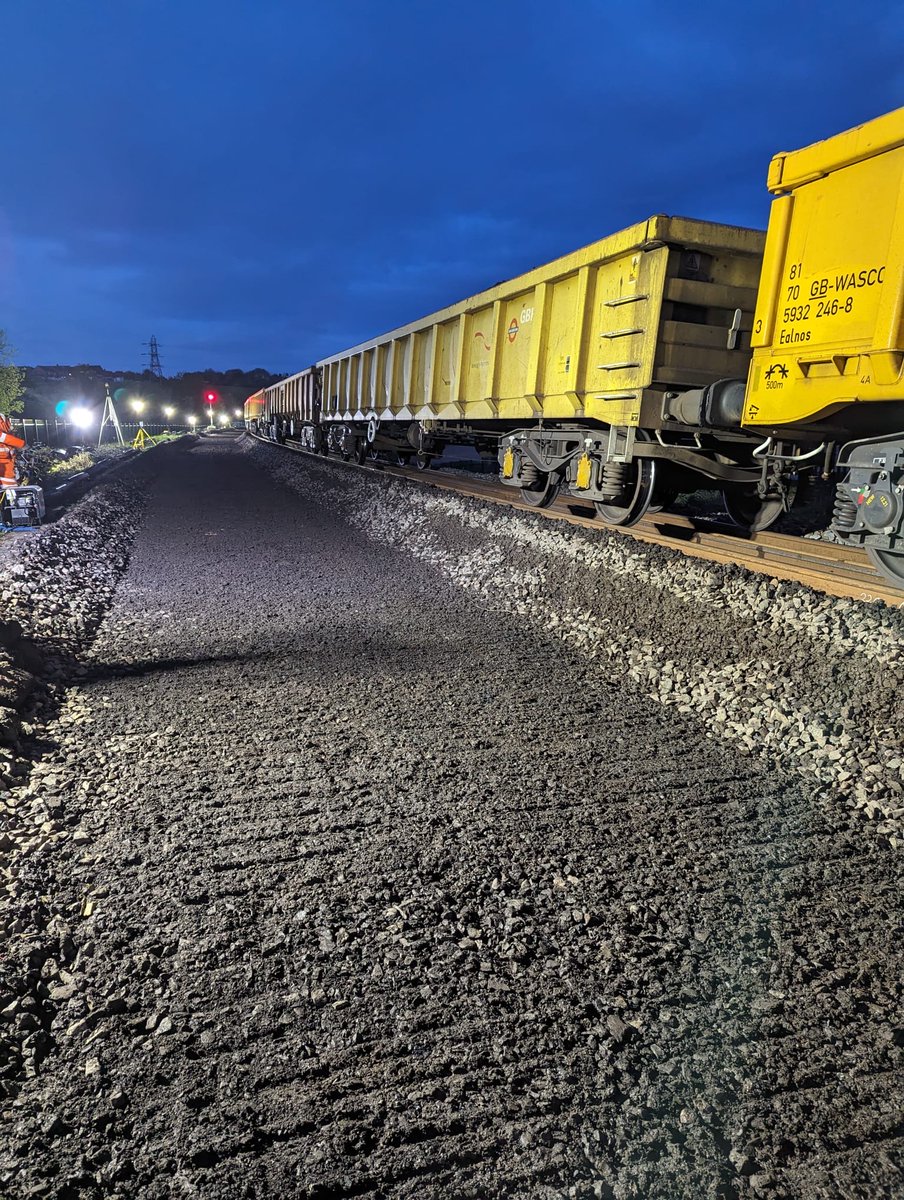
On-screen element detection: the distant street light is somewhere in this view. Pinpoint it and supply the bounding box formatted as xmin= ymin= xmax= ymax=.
xmin=187 ymin=415 xmax=198 ymax=427
xmin=218 ymin=414 xmax=229 ymax=426
xmin=233 ymin=408 xmax=242 ymax=419
xmin=163 ymin=405 xmax=175 ymax=420
xmin=130 ymin=398 xmax=146 ymax=415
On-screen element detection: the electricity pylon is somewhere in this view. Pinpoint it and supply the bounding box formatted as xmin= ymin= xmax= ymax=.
xmin=143 ymin=336 xmax=164 ymax=377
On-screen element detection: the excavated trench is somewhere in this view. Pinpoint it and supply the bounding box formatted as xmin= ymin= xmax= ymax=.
xmin=1 ymin=437 xmax=902 ymax=1200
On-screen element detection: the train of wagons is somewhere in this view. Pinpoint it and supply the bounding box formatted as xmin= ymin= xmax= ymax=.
xmin=245 ymin=107 xmax=904 ymax=588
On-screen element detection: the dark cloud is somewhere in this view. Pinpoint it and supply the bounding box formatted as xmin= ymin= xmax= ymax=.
xmin=2 ymin=0 xmax=903 ymax=371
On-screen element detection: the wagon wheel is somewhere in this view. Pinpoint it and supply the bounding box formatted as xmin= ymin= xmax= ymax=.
xmin=646 ymin=485 xmax=679 ymax=516
xmin=723 ymin=481 xmax=798 ymax=532
xmin=867 ymin=547 xmax=904 ymax=589
xmin=519 ymin=471 xmax=561 ymax=509
xmin=594 ymin=458 xmax=658 ymax=526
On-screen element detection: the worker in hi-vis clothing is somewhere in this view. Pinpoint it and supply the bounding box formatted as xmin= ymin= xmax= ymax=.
xmin=0 ymin=414 xmax=25 ymax=487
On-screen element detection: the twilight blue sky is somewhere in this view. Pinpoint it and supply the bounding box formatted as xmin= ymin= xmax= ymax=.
xmin=2 ymin=1 xmax=903 ymax=374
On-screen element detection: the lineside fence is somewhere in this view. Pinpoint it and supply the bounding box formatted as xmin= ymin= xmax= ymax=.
xmin=7 ymin=418 xmax=210 ymax=446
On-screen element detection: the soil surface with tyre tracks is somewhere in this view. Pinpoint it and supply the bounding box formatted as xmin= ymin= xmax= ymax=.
xmin=2 ymin=437 xmax=903 ymax=1200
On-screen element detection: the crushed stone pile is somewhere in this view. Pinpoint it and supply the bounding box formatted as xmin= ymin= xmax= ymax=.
xmin=0 ymin=441 xmax=198 ymax=1131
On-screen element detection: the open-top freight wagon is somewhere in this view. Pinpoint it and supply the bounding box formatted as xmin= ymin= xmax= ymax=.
xmin=247 ymin=107 xmax=904 ymax=587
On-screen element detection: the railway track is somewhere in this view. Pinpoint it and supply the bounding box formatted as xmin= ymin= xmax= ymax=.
xmin=257 ymin=434 xmax=903 ymax=607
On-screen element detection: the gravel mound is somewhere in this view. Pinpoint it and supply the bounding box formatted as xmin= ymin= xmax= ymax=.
xmin=0 ymin=439 xmax=197 ymax=739
xmin=0 ymin=441 xmax=198 ymax=1148
xmin=1 ymin=440 xmax=902 ymax=1199
xmin=242 ymin=438 xmax=904 ymax=841
xmin=0 ymin=480 xmax=145 ymax=1161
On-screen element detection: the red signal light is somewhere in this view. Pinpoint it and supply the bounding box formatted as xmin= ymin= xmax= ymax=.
xmin=205 ymin=391 xmax=216 ymax=403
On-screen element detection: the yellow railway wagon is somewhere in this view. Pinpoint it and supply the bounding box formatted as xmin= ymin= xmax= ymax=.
xmin=243 ymin=389 xmax=265 ymax=430
xmin=262 ymin=367 xmax=320 ymax=429
xmin=318 ymin=215 xmax=764 ymax=431
xmin=747 ymin=106 xmax=904 ymax=585
xmin=745 ymin=106 xmax=904 ymax=434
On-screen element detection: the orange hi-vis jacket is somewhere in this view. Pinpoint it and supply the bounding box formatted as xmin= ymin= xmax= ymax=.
xmin=0 ymin=414 xmax=25 ymax=487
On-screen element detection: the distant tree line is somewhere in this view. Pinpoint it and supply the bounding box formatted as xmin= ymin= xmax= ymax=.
xmin=0 ymin=330 xmax=25 ymax=416
xmin=17 ymin=364 xmax=285 ymax=420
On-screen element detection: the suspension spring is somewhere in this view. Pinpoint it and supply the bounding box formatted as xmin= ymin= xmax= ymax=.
xmin=832 ymin=482 xmax=858 ymax=531
xmin=519 ymin=460 xmax=540 ymax=486
xmin=599 ymin=460 xmax=629 ymax=500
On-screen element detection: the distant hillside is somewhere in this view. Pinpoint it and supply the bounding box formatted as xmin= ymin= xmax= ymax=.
xmin=21 ymin=365 xmax=286 ymax=419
